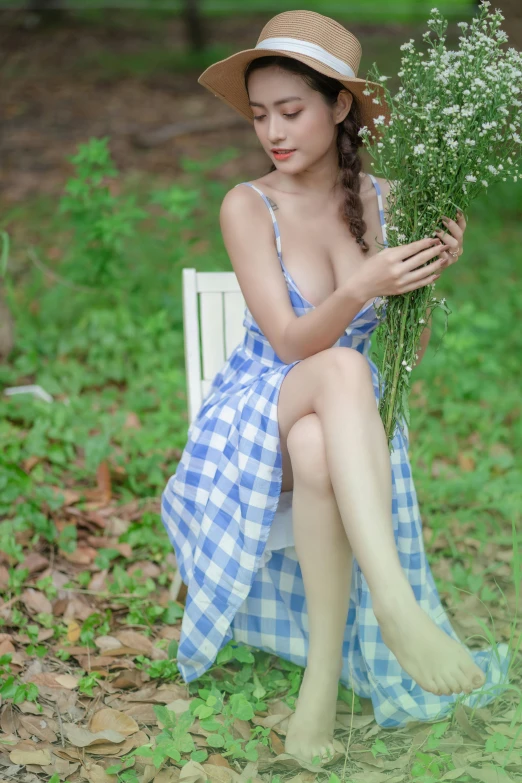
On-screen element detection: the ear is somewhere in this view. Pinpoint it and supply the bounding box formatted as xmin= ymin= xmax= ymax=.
xmin=336 ymin=89 xmax=354 ymax=124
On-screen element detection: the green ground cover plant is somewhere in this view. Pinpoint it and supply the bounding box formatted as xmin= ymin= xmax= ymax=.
xmin=0 ymin=134 xmax=521 ymax=781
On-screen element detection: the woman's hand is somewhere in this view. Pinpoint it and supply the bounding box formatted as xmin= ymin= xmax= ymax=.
xmin=353 ymin=236 xmax=451 ymax=300
xmin=434 ymin=210 xmax=466 ymax=268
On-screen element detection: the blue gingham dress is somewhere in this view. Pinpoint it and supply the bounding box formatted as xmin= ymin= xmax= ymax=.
xmin=161 ymin=175 xmax=510 ymax=728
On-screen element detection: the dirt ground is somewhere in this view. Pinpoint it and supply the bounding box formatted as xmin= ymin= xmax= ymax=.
xmin=0 ymin=9 xmax=415 ymax=204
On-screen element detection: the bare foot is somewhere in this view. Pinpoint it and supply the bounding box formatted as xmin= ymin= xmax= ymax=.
xmin=373 ymin=587 xmax=487 ymax=696
xmin=284 ymin=661 xmax=341 ymax=765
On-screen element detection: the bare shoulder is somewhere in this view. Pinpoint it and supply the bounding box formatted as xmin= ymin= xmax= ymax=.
xmin=219 ymin=181 xmax=296 ymax=364
xmin=220 ymin=182 xmax=258 ymax=218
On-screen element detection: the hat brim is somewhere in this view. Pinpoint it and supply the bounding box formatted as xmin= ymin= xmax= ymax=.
xmin=198 ymin=48 xmax=390 ymax=139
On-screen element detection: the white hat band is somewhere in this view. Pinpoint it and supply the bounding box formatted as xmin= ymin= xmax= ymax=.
xmin=255 ymin=36 xmax=356 ymax=79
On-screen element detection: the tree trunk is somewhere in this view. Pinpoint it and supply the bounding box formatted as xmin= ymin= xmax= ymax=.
xmin=181 ymin=0 xmax=206 ymax=52
xmin=25 ymin=0 xmax=67 ymax=27
xmin=0 ymin=286 xmax=14 ymax=361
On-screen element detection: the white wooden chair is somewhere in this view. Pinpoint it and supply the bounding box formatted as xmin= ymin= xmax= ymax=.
xmin=170 ymin=267 xmax=295 ymax=602
xmin=169 ymin=268 xmax=247 ymax=601
xmin=182 ymin=268 xmax=247 ymax=425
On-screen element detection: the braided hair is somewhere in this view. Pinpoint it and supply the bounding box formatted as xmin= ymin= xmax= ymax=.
xmin=244 ymin=55 xmax=370 ymax=254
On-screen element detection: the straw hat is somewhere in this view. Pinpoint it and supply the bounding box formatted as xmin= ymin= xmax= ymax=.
xmin=197 ymin=10 xmax=390 ymax=137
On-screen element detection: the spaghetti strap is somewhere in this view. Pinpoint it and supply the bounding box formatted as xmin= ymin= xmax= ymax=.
xmin=367 ymin=174 xmax=388 ymax=248
xmin=234 ymin=182 xmax=284 ymax=266
xmin=235 ymin=177 xmax=388 ymax=261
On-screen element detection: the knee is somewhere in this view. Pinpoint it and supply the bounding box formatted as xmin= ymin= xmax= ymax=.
xmin=321 ymin=346 xmax=373 ymax=390
xmin=286 ymin=414 xmax=331 ymax=493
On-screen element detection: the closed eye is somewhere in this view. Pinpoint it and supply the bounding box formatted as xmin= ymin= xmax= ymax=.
xmin=253 ymin=112 xmax=301 ymax=121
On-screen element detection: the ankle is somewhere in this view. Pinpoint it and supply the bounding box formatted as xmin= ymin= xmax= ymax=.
xmin=372 ymin=582 xmax=416 ymax=621
xmin=305 ymin=656 xmax=343 ymax=683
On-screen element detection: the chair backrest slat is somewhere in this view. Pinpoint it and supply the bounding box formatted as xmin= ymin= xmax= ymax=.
xmin=224 ymin=291 xmax=247 ymax=358
xmin=200 ymin=291 xmax=225 ymax=380
xmin=182 ymin=268 xmax=245 ymax=425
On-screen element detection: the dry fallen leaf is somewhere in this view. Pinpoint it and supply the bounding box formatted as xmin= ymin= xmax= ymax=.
xmin=25 ymin=672 xmax=64 ymax=689
xmin=154 ymin=768 xmax=181 ymax=782
xmin=82 ymin=762 xmax=118 ymax=782
xmin=9 ymin=748 xmax=52 ymax=766
xmin=465 ymin=765 xmax=514 ymax=782
xmin=55 ymin=674 xmax=79 ymax=689
xmin=107 ymin=670 xmax=143 ymax=690
xmin=454 ymin=704 xmax=484 ymax=743
xmin=85 ymin=732 xmax=144 ymax=757
xmin=89 ymin=708 xmax=139 ymax=737
xmin=21 ymin=589 xmax=53 ymax=615
xmin=19 ymin=715 xmax=58 ymax=743
xmin=119 ymin=702 xmax=156 ymax=725
xmin=67 ymin=620 xmax=81 ymax=643
xmin=114 ymin=630 xmax=154 ymax=655
xmin=95 ymin=636 xmax=123 ymax=652
xmin=63 ymin=723 xmax=126 ymax=748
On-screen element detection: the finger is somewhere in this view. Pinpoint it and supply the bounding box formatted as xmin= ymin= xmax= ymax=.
xmin=456 ymin=209 xmax=467 ymax=229
xmin=406 ymin=249 xmax=449 ymax=280
xmin=402 ymin=242 xmax=448 ymax=272
xmin=401 ymin=269 xmax=441 ymax=293
xmin=434 ymin=230 xmax=459 ymax=255
xmin=397 ymin=237 xmax=443 ymax=258
xmin=442 ymin=216 xmax=463 ymax=241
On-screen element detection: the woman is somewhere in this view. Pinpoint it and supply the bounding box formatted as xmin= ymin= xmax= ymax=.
xmin=162 ymin=9 xmax=510 ymax=766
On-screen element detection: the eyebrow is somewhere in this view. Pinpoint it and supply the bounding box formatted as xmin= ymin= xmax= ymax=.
xmin=248 ymin=96 xmax=302 ymax=108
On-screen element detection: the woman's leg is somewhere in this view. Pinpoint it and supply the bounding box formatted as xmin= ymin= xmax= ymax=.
xmin=277 ymin=346 xmax=486 ymax=700
xmin=283 ymin=414 xmax=352 ymax=765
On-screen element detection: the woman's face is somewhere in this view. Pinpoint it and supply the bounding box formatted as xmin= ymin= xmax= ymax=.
xmin=246 ymin=65 xmax=353 ymax=171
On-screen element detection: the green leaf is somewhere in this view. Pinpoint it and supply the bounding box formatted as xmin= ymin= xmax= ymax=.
xmin=206 ymin=734 xmax=226 ymax=748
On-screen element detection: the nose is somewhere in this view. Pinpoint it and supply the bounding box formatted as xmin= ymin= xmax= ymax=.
xmin=266 ymin=115 xmax=287 ymax=145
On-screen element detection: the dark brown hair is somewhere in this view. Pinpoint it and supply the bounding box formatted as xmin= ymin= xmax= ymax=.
xmin=244 ymin=55 xmax=369 ymax=254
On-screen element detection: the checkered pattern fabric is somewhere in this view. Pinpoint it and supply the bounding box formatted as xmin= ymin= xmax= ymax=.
xmin=161 ymin=175 xmax=511 ymax=727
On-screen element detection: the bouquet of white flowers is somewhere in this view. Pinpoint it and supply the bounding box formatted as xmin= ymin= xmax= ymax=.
xmin=359 ymin=0 xmax=522 ymax=452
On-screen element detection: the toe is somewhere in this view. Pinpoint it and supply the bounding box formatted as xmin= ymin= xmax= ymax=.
xmin=443 ymin=673 xmax=464 ymax=695
xmin=426 ymin=678 xmax=441 ymax=695
xmin=320 ymin=745 xmax=334 ymax=764
xmin=459 ymin=662 xmax=485 ymax=691
xmin=435 ymin=676 xmax=451 ymax=696
xmin=472 ymin=668 xmax=486 ymax=688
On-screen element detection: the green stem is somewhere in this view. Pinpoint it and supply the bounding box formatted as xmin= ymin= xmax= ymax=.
xmin=384 ymin=294 xmax=410 ymax=442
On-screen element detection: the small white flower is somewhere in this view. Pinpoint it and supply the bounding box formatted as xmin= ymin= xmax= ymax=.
xmin=465 ymin=174 xmax=477 ymax=182
xmin=419 ymin=318 xmax=425 ymax=324
xmin=405 ymin=366 xmax=412 ymax=372
xmin=362 ymin=88 xmax=372 ymax=96
xmin=402 ymin=360 xmax=407 ymax=366
xmin=413 ymin=143 xmax=426 ymax=155
xmin=373 ymin=115 xmax=386 ymax=126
